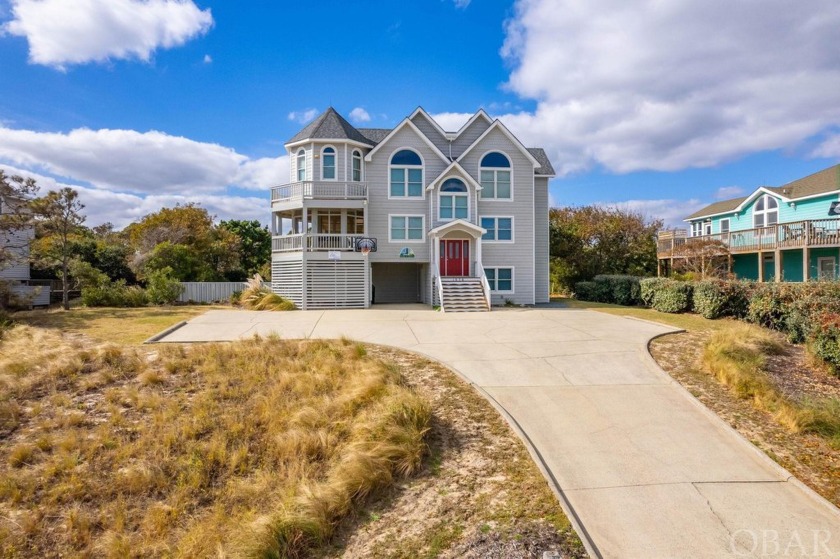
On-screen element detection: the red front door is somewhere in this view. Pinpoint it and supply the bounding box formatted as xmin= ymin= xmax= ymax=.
xmin=440 ymin=240 xmax=469 ymax=277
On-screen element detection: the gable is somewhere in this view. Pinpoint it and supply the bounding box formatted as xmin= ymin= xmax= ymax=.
xmin=410 ymin=110 xmax=450 ymax=155
xmin=456 ymin=120 xmax=540 ymax=169
xmin=451 ymin=116 xmax=492 ymax=159
xmin=364 ymin=119 xmax=449 ymax=164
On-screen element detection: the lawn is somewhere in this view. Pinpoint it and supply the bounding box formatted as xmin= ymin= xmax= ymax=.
xmin=11 ymin=305 xmax=227 ymax=345
xmin=557 ymin=296 xmax=840 ymax=507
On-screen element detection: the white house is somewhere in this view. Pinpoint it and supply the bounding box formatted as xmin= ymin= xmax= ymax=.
xmin=269 ymin=107 xmax=555 ymax=311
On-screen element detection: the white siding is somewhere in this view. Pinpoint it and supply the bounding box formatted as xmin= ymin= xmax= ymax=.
xmin=451 ymin=118 xmax=491 ymax=158
xmin=0 ymin=228 xmax=32 ymax=281
xmin=272 ymin=257 xmax=304 ymax=307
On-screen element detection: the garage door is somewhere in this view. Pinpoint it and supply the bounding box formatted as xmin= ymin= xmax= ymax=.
xmin=372 ymin=263 xmax=421 ymax=303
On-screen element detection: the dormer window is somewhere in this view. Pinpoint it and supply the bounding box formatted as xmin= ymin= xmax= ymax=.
xmin=479 ymin=152 xmax=511 ymax=200
xmin=296 ymin=149 xmax=306 ymax=182
xmin=439 ymin=178 xmax=468 ymax=220
xmin=321 ymin=146 xmax=336 ymax=180
xmin=390 ymin=149 xmax=423 ymax=198
xmin=352 ymin=150 xmax=362 ymax=181
xmin=753 ymin=194 xmax=779 ymax=228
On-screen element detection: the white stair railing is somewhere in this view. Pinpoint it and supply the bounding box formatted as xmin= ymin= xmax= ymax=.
xmin=434 ymin=263 xmax=445 ymax=312
xmin=475 ymin=262 xmax=492 ymax=310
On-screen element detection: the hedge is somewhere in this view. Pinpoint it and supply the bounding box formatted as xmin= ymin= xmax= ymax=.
xmin=692 ymin=280 xmax=750 ymax=320
xmin=574 ymin=275 xmax=642 ymax=305
xmin=649 ymin=279 xmax=693 ymax=313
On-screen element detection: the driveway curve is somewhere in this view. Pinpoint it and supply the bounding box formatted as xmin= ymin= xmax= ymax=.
xmin=157 ymin=306 xmax=840 ymax=558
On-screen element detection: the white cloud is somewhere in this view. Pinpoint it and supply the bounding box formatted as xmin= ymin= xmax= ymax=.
xmin=430 ymin=112 xmax=472 ymax=132
xmin=596 ymin=198 xmax=706 ymax=229
xmin=813 ymin=134 xmax=840 ymax=158
xmin=203 ymin=53 xmax=212 ymax=64
xmin=1 ymin=162 xmax=269 ymax=228
xmin=498 ymin=0 xmax=840 ymax=176
xmin=452 ymin=0 xmax=471 ymax=9
xmin=715 ymin=186 xmax=746 ymax=200
xmin=3 ymin=0 xmax=213 ymax=69
xmin=287 ymin=109 xmax=319 ymax=125
xmin=349 ymin=107 xmax=371 ymax=123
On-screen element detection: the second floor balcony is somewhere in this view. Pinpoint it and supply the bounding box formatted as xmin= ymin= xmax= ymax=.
xmin=658 ymin=218 xmax=840 ymax=257
xmin=272 ymin=233 xmax=367 ymax=253
xmin=270 ymin=181 xmax=367 ymax=205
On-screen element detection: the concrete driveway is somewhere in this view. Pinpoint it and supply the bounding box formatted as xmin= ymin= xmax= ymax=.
xmin=156 ymin=306 xmax=840 ymax=558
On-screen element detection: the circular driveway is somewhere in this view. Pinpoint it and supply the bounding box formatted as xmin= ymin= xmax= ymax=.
xmin=158 ymin=306 xmax=840 ymax=558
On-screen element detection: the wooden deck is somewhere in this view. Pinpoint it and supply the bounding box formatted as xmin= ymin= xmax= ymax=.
xmin=657 ymin=218 xmax=840 ymax=257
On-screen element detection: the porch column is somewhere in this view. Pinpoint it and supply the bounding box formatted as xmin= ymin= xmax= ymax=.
xmin=475 ymin=237 xmax=482 ymax=276
xmin=758 ymin=251 xmax=764 ymax=282
xmin=728 ymin=254 xmax=733 ymax=278
xmin=301 ymin=205 xmax=309 ymax=234
xmin=803 ymin=247 xmax=810 ymax=282
xmin=657 ymin=259 xmax=662 ymax=277
xmin=774 ymin=250 xmax=781 ymax=283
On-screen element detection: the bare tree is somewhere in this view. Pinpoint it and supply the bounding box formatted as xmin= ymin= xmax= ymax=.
xmin=31 ymin=188 xmax=86 ymax=310
xmin=0 ymin=170 xmax=39 ymax=275
xmin=672 ymin=238 xmax=730 ymax=279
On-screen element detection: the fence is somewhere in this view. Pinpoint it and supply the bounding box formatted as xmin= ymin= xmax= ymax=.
xmin=178 ymin=281 xmax=268 ymax=303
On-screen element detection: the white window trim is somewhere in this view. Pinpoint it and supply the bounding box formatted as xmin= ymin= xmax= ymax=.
xmin=485 ymin=266 xmax=515 ymax=294
xmin=388 ymin=214 xmax=426 ymax=243
xmin=720 ymin=218 xmax=730 ymax=234
xmin=703 ymin=220 xmax=712 ymax=236
xmin=296 ymin=149 xmax=306 ymax=182
xmin=480 ymin=216 xmax=515 ymax=243
xmin=818 ymin=257 xmax=836 ymax=280
xmin=691 ymin=222 xmax=702 ymax=237
xmin=753 ymin=194 xmax=779 ymax=228
xmin=388 ymin=147 xmax=425 ymax=200
xmin=478 ymin=150 xmax=514 ymax=202
xmin=437 ymin=178 xmax=470 ymax=222
xmin=351 ymin=149 xmax=363 ymax=182
xmin=320 ymin=145 xmax=337 ymax=181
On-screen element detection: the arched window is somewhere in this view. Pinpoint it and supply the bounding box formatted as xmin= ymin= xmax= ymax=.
xmin=321 ymin=146 xmax=336 ymax=180
xmin=352 ymin=150 xmax=363 ymax=182
xmin=296 ymin=149 xmax=306 ymax=182
xmin=389 ymin=149 xmax=423 ymax=197
xmin=479 ymin=152 xmax=511 ymax=200
xmin=439 ymin=178 xmax=468 ymax=220
xmin=753 ymin=194 xmax=779 ymax=228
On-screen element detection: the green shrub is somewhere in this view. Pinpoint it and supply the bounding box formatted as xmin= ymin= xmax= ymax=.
xmin=593 ymin=275 xmax=642 ymax=306
xmin=230 ymin=290 xmax=243 ymax=305
xmin=640 ymin=277 xmax=668 ymax=307
xmin=146 ymin=267 xmax=184 ymax=305
xmin=692 ymin=280 xmax=751 ymax=319
xmin=82 ymin=281 xmax=148 ymax=308
xmin=809 ymin=313 xmax=840 ymax=377
xmin=573 ymin=281 xmax=599 ymax=302
xmin=650 ymin=279 xmax=693 ymax=313
xmin=746 ymin=283 xmax=791 ymax=332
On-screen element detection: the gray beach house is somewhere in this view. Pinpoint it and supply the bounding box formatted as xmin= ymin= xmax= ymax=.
xmin=269 ymin=107 xmax=554 ymax=311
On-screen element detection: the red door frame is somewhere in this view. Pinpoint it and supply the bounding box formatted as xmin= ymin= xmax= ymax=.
xmin=440 ymin=239 xmax=470 ymax=277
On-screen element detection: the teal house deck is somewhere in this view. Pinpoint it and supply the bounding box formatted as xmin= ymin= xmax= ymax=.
xmin=658 ymin=164 xmax=840 ymax=281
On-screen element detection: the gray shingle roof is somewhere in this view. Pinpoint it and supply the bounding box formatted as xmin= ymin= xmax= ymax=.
xmin=355 ymin=128 xmax=392 ymax=145
xmin=285 ymin=108 xmax=556 ymax=177
xmin=685 ymin=163 xmax=840 ymax=221
xmin=286 ymin=107 xmax=374 ymax=145
xmin=527 ymin=148 xmax=555 ymax=176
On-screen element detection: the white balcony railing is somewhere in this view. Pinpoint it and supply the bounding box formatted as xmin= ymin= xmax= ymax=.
xmin=270 ymin=181 xmax=367 ymax=203
xmin=272 ymin=233 xmax=365 ymax=252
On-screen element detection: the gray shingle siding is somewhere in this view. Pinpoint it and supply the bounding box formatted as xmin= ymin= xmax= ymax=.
xmin=534 ymin=177 xmax=550 ymax=303
xmin=276 ymin=107 xmax=553 ymax=308
xmin=451 ymin=117 xmax=491 ymax=159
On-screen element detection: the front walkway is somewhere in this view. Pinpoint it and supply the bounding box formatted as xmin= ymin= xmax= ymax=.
xmin=157 ymin=307 xmax=840 ymax=558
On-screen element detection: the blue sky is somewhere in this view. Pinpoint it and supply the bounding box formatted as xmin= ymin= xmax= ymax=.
xmin=1 ymin=0 xmax=839 ymax=228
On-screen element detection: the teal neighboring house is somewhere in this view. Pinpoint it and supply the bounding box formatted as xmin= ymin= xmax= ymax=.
xmin=658 ymin=163 xmax=840 ymax=282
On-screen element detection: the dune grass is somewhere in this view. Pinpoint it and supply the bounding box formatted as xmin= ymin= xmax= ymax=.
xmin=0 ymin=326 xmax=430 ymax=557
xmin=240 ymin=275 xmax=296 ymax=311
xmin=703 ymin=323 xmax=840 ymax=447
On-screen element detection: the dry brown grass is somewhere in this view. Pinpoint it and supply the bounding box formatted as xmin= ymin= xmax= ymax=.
xmin=0 ymin=326 xmax=429 ymax=558
xmin=703 ymin=324 xmax=840 ymax=446
xmin=240 ymin=275 xmax=296 ymax=312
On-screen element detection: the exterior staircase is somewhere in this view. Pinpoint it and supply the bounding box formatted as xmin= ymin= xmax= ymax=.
xmin=440 ymin=277 xmax=490 ymax=312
